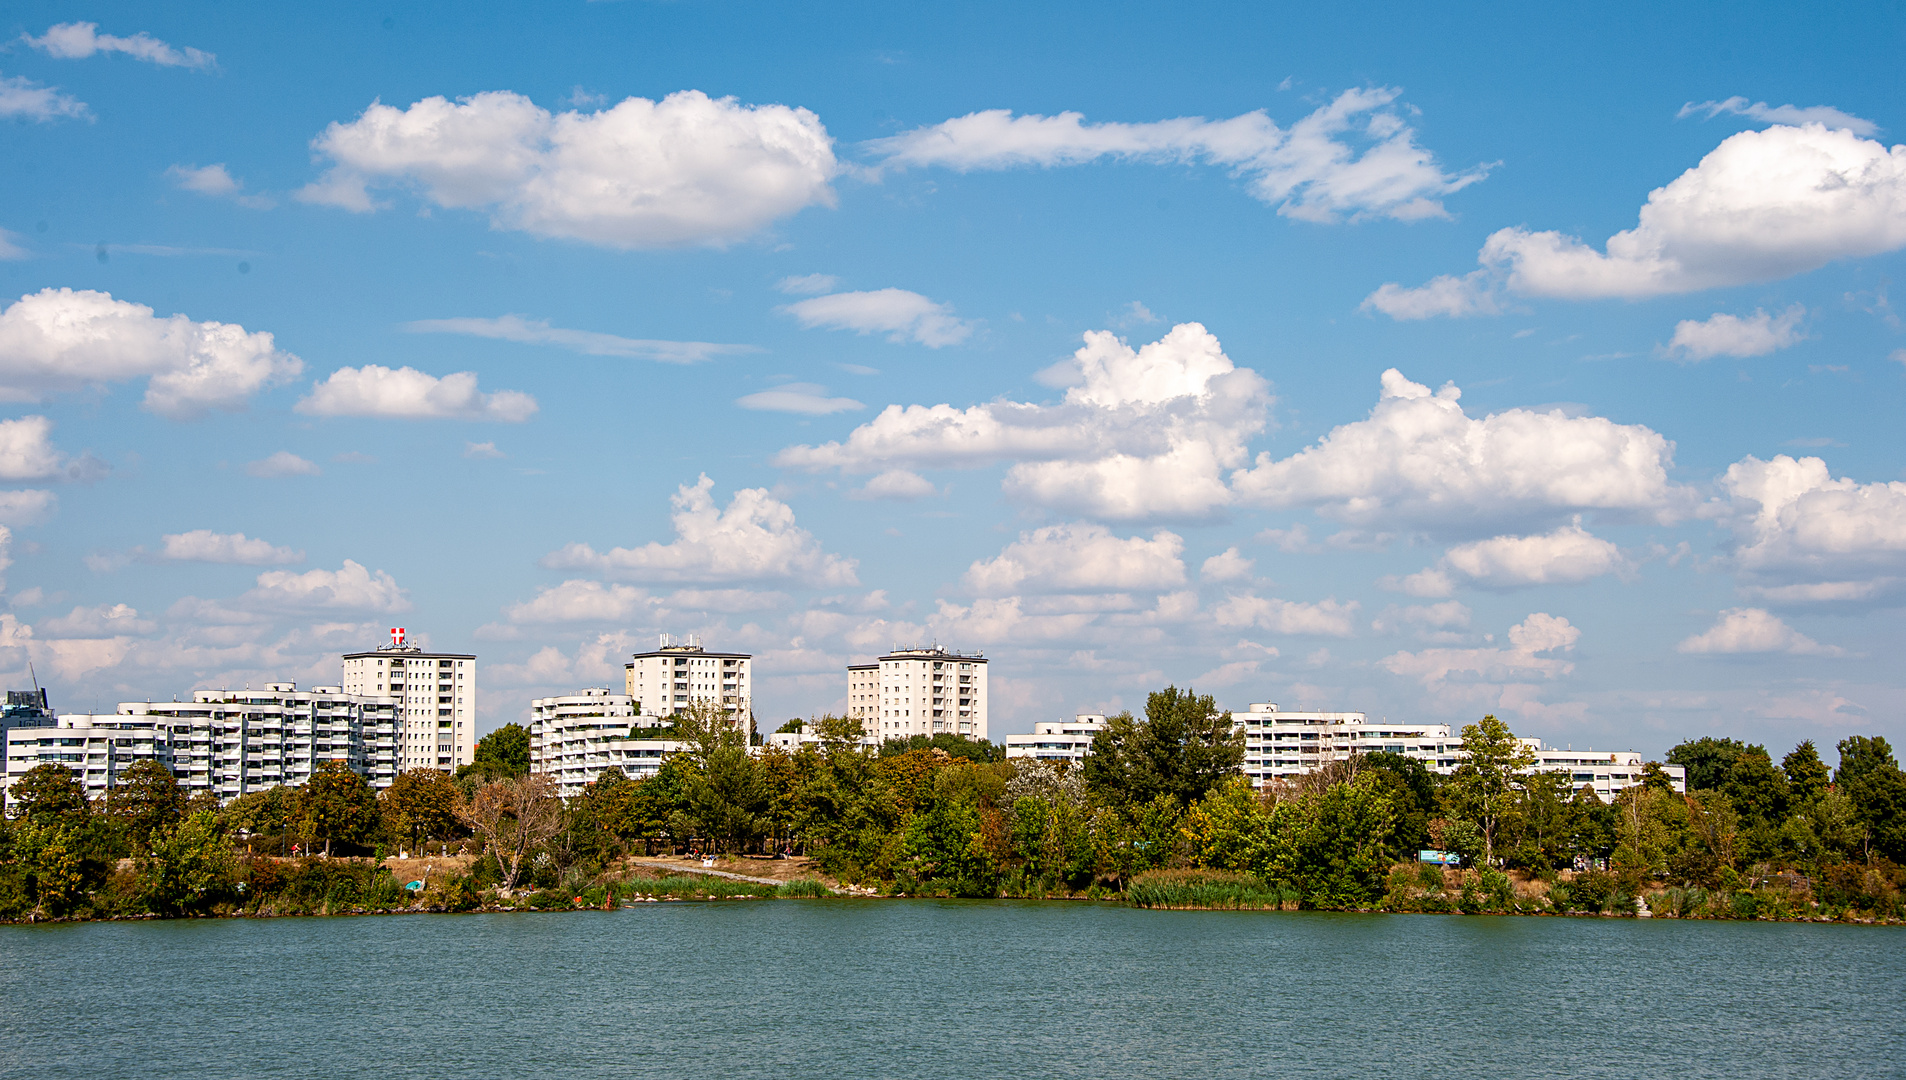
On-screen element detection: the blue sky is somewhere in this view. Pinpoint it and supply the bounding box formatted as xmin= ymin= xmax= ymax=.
xmin=2 ymin=1 xmax=1903 ymax=756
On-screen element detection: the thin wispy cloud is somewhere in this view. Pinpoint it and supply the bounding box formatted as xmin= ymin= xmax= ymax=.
xmin=404 ymin=314 xmax=760 ymax=364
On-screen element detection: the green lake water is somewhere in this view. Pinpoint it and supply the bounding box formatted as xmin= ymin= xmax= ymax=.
xmin=1 ymin=902 xmax=1900 ymax=1079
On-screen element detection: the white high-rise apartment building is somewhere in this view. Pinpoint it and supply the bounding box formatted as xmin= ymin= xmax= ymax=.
xmin=624 ymin=636 xmax=751 ymax=723
xmin=850 ymin=647 xmax=988 ymax=741
xmin=341 ymin=628 xmax=476 ymax=771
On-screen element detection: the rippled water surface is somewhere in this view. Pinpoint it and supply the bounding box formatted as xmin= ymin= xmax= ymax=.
xmin=2 ymin=902 xmax=1900 ymax=1079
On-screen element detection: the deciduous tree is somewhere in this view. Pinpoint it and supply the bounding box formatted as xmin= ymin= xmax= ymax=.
xmin=108 ymin=760 xmax=186 ymax=855
xmin=295 ymin=762 xmax=381 ymax=856
xmin=1084 ymin=687 xmax=1242 ymax=809
xmin=1443 ymin=715 xmax=1534 ymax=867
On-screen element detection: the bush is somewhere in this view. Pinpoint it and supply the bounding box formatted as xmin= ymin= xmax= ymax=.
xmin=1565 ymin=870 xmax=1621 ymax=913
xmin=1127 ymin=868 xmax=1290 ymax=910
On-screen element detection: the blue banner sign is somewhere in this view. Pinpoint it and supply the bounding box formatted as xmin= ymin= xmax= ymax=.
xmin=1418 ymin=850 xmax=1458 ymax=865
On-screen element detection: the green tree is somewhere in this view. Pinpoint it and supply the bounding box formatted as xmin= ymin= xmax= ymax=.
xmin=1358 ymin=752 xmax=1436 ymax=855
xmin=222 ymin=786 xmax=294 ymax=838
xmin=107 ymin=760 xmax=186 ymax=855
xmin=880 ymin=733 xmax=1004 ymax=763
xmin=1845 ymin=765 xmax=1906 ymax=862
xmin=383 ymin=768 xmax=462 ymax=852
xmin=137 ymin=809 xmax=235 ymax=916
xmin=9 ymin=763 xmax=88 ymax=825
xmin=1835 ymin=735 xmax=1898 ymax=788
xmin=458 ymin=723 xmax=531 ymax=781
xmin=1084 ymin=687 xmax=1242 ymax=809
xmin=295 ymin=762 xmax=381 ymax=856
xmin=1781 ymin=741 xmax=1831 ymax=805
xmin=1443 ymin=715 xmax=1534 ymax=867
xmin=1722 ymin=746 xmax=1789 ymax=824
xmin=1666 ymin=736 xmax=1750 ymax=792
xmin=688 ymin=745 xmax=770 ymax=854
xmin=9 ymin=816 xmax=92 ymax=918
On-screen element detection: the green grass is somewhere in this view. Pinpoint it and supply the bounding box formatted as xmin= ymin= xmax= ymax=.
xmin=1126 ymin=869 xmax=1292 ymax=910
xmin=776 ymin=878 xmax=833 ymax=898
xmin=616 ymin=875 xmax=779 ymax=900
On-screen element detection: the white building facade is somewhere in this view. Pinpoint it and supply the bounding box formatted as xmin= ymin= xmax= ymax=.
xmin=625 ymin=636 xmax=751 ymax=724
xmin=995 ymin=700 xmax=1684 ymax=803
xmin=528 ymin=687 xmax=683 ymax=797
xmin=3 ymin=683 xmax=398 ymax=806
xmin=849 ymin=647 xmax=988 ymax=741
xmin=341 ymin=628 xmax=476 ymax=772
xmin=1005 ymin=713 xmax=1108 ymax=762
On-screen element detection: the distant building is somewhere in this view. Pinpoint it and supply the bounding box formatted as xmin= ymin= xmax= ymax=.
xmin=341 ymin=628 xmax=476 ymax=771
xmin=528 ymin=687 xmax=682 ymax=797
xmin=2 ymin=683 xmax=397 ymax=806
xmin=997 ymin=699 xmax=1684 ymax=802
xmin=0 ymin=688 xmax=55 ymax=781
xmin=849 ymin=646 xmax=988 ymax=741
xmin=625 ymin=635 xmax=752 ymax=723
xmin=1005 ymin=713 xmax=1107 ymax=762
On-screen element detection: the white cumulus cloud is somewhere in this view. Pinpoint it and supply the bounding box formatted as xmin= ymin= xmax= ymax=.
xmin=244 ymin=452 xmax=320 ymax=478
xmin=777 ymin=322 xmax=1272 ymax=521
xmin=1677 ymin=607 xmax=1842 ymax=656
xmin=1368 ymin=124 xmax=1906 ymax=315
xmin=735 ymin=383 xmax=865 ymax=415
xmin=1200 ymin=546 xmax=1254 ymax=582
xmin=0 ymin=288 xmax=302 ymax=418
xmin=782 ymin=288 xmax=974 ymax=347
xmin=1437 ymin=520 xmax=1628 ymax=587
xmin=1232 ymin=369 xmax=1682 ymax=533
xmin=1212 ymin=593 xmax=1360 ymax=636
xmin=506 ymin=580 xmax=654 ymax=624
xmin=1666 ymin=304 xmax=1807 ymax=360
xmin=160 ymin=530 xmax=303 ymax=565
xmin=0 ymin=416 xmax=74 ymax=480
xmin=0 ymin=490 xmax=55 ymax=525
xmin=243 ymin=560 xmax=409 ymax=612
xmin=39 ymin=603 xmax=155 ymax=637
xmin=166 ymin=163 xmax=273 ymax=208
xmin=965 ymin=523 xmax=1187 ymax=595
xmin=869 ymin=87 xmax=1490 ymax=223
xmin=1714 ymin=454 xmax=1906 ymax=605
xmin=542 ymin=474 xmax=857 ymax=586
xmin=295 ymin=365 xmax=537 ymax=422
xmin=25 ymin=22 xmax=215 ymax=69
xmin=847 ymin=469 xmax=937 ymax=501
xmin=299 ymin=89 xmax=838 ymax=249
xmin=404 ymin=314 xmax=756 ymax=364
xmin=0 ymin=74 xmax=89 ymax=122
xmin=1382 ymin=612 xmax=1578 ymax=688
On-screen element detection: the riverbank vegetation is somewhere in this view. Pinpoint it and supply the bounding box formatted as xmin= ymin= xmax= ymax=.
xmin=3 ymin=689 xmax=1901 ymax=923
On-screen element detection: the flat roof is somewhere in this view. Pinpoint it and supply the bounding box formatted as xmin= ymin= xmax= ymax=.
xmin=342 ymin=651 xmax=476 ymax=659
xmin=627 ymin=651 xmax=752 ymax=660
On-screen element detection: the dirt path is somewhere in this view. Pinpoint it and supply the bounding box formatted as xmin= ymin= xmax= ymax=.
xmin=628 ymin=854 xmax=821 ymax=885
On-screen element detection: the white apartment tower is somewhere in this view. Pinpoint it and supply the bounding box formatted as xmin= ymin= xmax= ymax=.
xmin=341 ymin=628 xmax=476 ymax=771
xmin=624 ymin=635 xmax=752 ymax=724
xmin=849 ymin=646 xmax=988 ymax=741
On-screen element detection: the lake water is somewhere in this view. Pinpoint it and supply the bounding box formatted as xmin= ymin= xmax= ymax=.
xmin=1 ymin=902 xmax=1900 ymax=1079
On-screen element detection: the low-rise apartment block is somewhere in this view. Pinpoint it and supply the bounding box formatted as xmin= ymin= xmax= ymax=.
xmin=1004 ymin=713 xmax=1108 ymax=761
xmin=529 ymin=687 xmax=683 ymax=797
xmin=1001 ymin=700 xmax=1683 ymax=802
xmin=2 ymin=682 xmax=397 ymax=807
